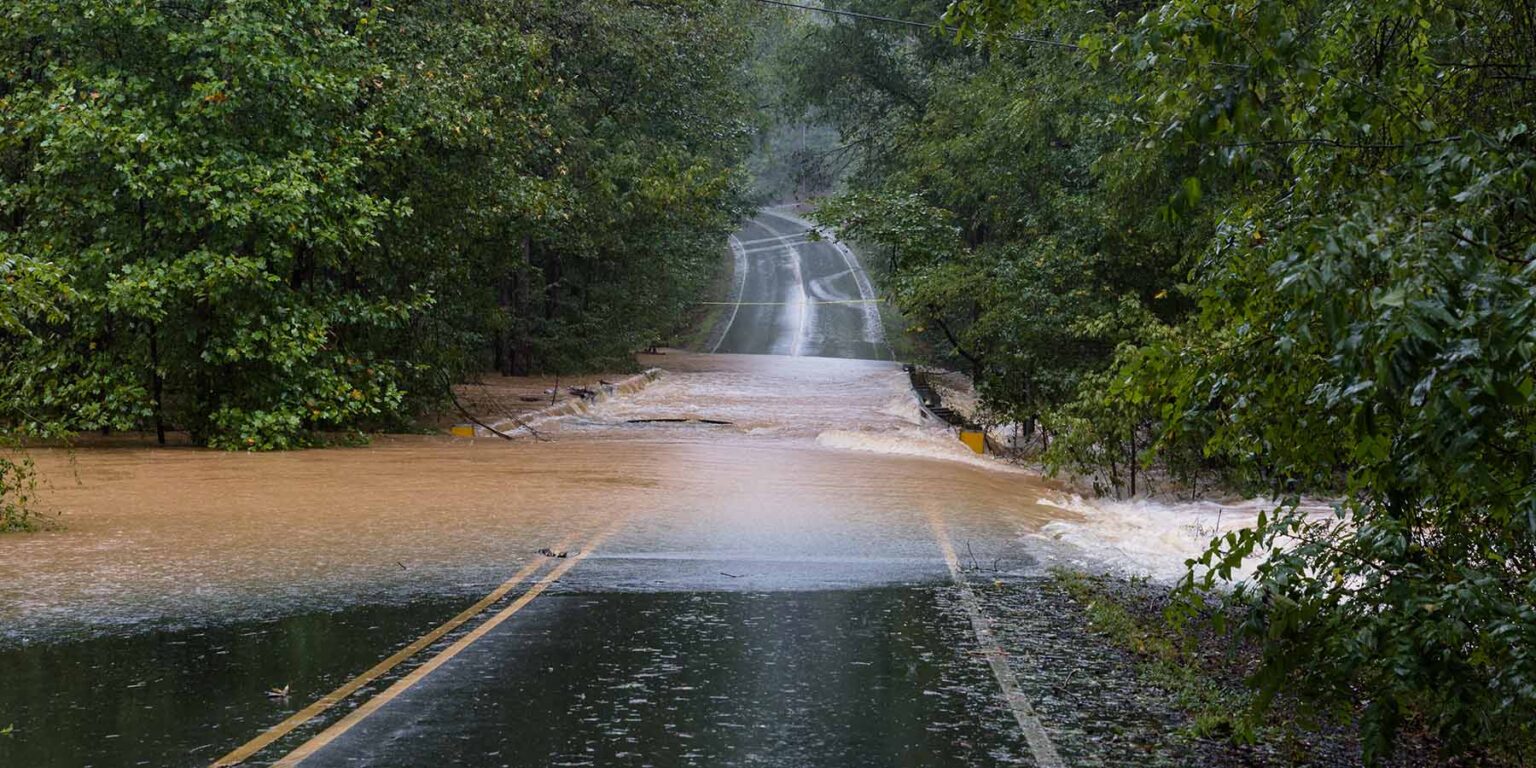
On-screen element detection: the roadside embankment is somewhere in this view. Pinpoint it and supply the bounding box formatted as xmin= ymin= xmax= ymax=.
xmin=975 ymin=570 xmax=1473 ymax=767
xmin=478 ymin=369 xmax=663 ymax=437
xmin=436 ymin=367 xmax=663 ymax=436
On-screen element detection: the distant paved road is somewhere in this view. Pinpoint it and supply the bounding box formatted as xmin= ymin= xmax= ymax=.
xmin=712 ymin=208 xmax=888 ymax=361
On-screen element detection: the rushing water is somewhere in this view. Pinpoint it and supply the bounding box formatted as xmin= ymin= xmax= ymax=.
xmin=0 ymin=353 xmax=1063 ymax=645
xmin=0 ymin=351 xmax=1293 ymax=648
xmin=0 ymin=352 xmax=1071 ymax=767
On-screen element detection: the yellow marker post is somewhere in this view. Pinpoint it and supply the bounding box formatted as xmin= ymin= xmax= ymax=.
xmin=449 ymin=425 xmax=475 ymax=438
xmin=958 ymin=430 xmax=987 ymax=454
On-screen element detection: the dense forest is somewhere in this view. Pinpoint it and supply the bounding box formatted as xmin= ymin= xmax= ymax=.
xmin=3 ymin=0 xmax=1534 ymax=761
xmin=775 ymin=0 xmax=1535 ymax=761
xmin=1 ymin=0 xmax=753 ymax=449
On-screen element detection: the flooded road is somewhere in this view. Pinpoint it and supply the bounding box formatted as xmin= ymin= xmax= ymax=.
xmin=1 ymin=209 xmax=1114 ymax=767
xmin=0 ymin=356 xmax=1061 ymax=644
xmin=297 ymin=589 xmax=1030 ymax=768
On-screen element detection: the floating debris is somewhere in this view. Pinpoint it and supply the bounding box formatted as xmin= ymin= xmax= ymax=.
xmin=624 ymin=417 xmax=733 ymax=425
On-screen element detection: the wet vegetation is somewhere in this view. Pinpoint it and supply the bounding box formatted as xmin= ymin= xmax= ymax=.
xmin=769 ymin=0 xmax=1536 ymax=763
xmin=1 ymin=0 xmax=754 ymax=449
xmin=1054 ymin=569 xmax=1300 ymax=749
xmin=1045 ymin=569 xmax=1478 ymax=767
xmin=0 ymin=448 xmax=39 ymax=532
xmin=4 ymin=0 xmax=1534 ymax=765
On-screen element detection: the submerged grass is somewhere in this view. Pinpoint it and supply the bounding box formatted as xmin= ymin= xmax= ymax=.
xmin=1049 ymin=569 xmax=1521 ymax=766
xmin=0 ymin=452 xmax=41 ymax=533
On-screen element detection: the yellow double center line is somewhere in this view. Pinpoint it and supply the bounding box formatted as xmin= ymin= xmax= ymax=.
xmin=213 ymin=519 xmax=622 ymax=767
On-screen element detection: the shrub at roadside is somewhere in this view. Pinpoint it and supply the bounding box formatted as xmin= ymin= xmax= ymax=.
xmin=0 ymin=449 xmax=39 ymax=532
xmin=0 ymin=0 xmax=752 ymax=449
xmin=941 ymin=0 xmax=1536 ymax=761
xmin=787 ymin=0 xmax=1535 ymax=761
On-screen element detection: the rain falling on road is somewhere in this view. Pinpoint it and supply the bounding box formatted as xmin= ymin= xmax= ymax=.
xmin=0 ymin=209 xmax=1232 ymax=768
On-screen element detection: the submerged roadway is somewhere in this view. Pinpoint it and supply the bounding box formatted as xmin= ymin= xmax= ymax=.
xmin=0 ymin=207 xmax=1072 ymax=768
xmin=250 ymin=208 xmax=1063 ymax=767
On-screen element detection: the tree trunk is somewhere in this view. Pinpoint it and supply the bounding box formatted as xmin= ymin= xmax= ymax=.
xmin=149 ymin=324 xmax=165 ymax=445
xmin=496 ymin=270 xmax=513 ymax=376
xmin=544 ymin=247 xmax=562 ymax=322
xmin=188 ymin=300 xmax=214 ymax=446
xmin=1128 ymin=427 xmax=1138 ymax=497
xmin=290 ymin=243 xmax=314 ymax=291
xmin=509 ymin=236 xmax=533 ymax=375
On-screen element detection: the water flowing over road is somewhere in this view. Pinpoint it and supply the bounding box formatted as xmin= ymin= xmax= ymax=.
xmin=0 ymin=209 xmax=1234 ymax=767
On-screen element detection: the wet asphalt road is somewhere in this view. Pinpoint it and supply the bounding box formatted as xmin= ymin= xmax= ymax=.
xmin=712 ymin=208 xmax=888 ymax=360
xmin=269 ymin=209 xmax=1043 ymax=767
xmin=0 ymin=209 xmax=1061 ymax=768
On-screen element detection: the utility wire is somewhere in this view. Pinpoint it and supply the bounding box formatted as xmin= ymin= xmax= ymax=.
xmin=747 ymin=0 xmax=1083 ymax=52
xmin=746 ymin=0 xmax=1473 ymax=146
xmin=746 ymin=0 xmax=1258 ymax=72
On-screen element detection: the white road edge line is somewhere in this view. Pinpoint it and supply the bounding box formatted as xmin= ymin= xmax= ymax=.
xmin=929 ymin=513 xmax=1068 ymax=768
xmin=759 ymin=208 xmax=892 ymax=359
xmin=955 ymin=576 xmax=1067 ymax=768
xmin=791 ymin=250 xmax=808 ymax=357
xmin=827 ymin=238 xmax=886 ymax=350
xmin=710 ymin=234 xmax=750 ymax=354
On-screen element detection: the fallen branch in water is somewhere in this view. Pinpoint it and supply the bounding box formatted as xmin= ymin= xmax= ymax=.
xmin=625 ymin=417 xmax=733 ymax=425
xmin=441 ymin=373 xmax=549 ymax=442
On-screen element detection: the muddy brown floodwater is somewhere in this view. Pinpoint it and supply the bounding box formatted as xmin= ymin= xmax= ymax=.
xmin=0 ymin=352 xmax=1099 ymax=768
xmin=0 ymin=352 xmax=1072 ymax=644
xmin=2 ymin=214 xmax=1288 ymax=768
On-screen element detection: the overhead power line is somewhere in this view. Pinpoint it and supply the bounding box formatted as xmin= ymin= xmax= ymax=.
xmin=746 ymin=0 xmax=1259 ymax=73
xmin=746 ymin=0 xmax=1083 ymax=52
xmin=745 ymin=0 xmax=1475 ymax=146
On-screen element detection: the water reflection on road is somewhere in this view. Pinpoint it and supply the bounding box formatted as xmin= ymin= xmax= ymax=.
xmin=0 ymin=600 xmax=466 ymax=768
xmin=0 ymin=351 xmax=1079 ymax=767
xmin=0 ymin=353 xmax=1066 ymax=644
xmin=306 ymin=589 xmax=1029 ymax=768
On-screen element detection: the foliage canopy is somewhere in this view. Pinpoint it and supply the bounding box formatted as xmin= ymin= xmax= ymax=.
xmin=1 ymin=0 xmax=753 ymax=448
xmin=782 ymin=0 xmax=1536 ymax=760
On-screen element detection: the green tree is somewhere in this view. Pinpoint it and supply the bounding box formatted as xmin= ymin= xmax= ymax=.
xmin=785 ymin=2 xmax=1193 ymax=457
xmin=2 ymin=0 xmax=411 ymax=448
xmin=1 ymin=0 xmax=755 ymax=450
xmin=949 ymin=0 xmax=1536 ymax=759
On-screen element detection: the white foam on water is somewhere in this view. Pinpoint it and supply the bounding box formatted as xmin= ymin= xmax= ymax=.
xmin=877 ymin=395 xmax=925 ymax=425
xmin=548 ymin=354 xmax=925 ymax=439
xmin=814 ymin=428 xmax=1024 ymax=473
xmin=1030 ymin=494 xmax=1335 ymax=583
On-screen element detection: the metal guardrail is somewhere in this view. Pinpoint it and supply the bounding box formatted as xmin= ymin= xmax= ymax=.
xmin=905 ymin=365 xmax=1001 ymax=455
xmin=904 ymin=365 xmax=975 ymax=427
